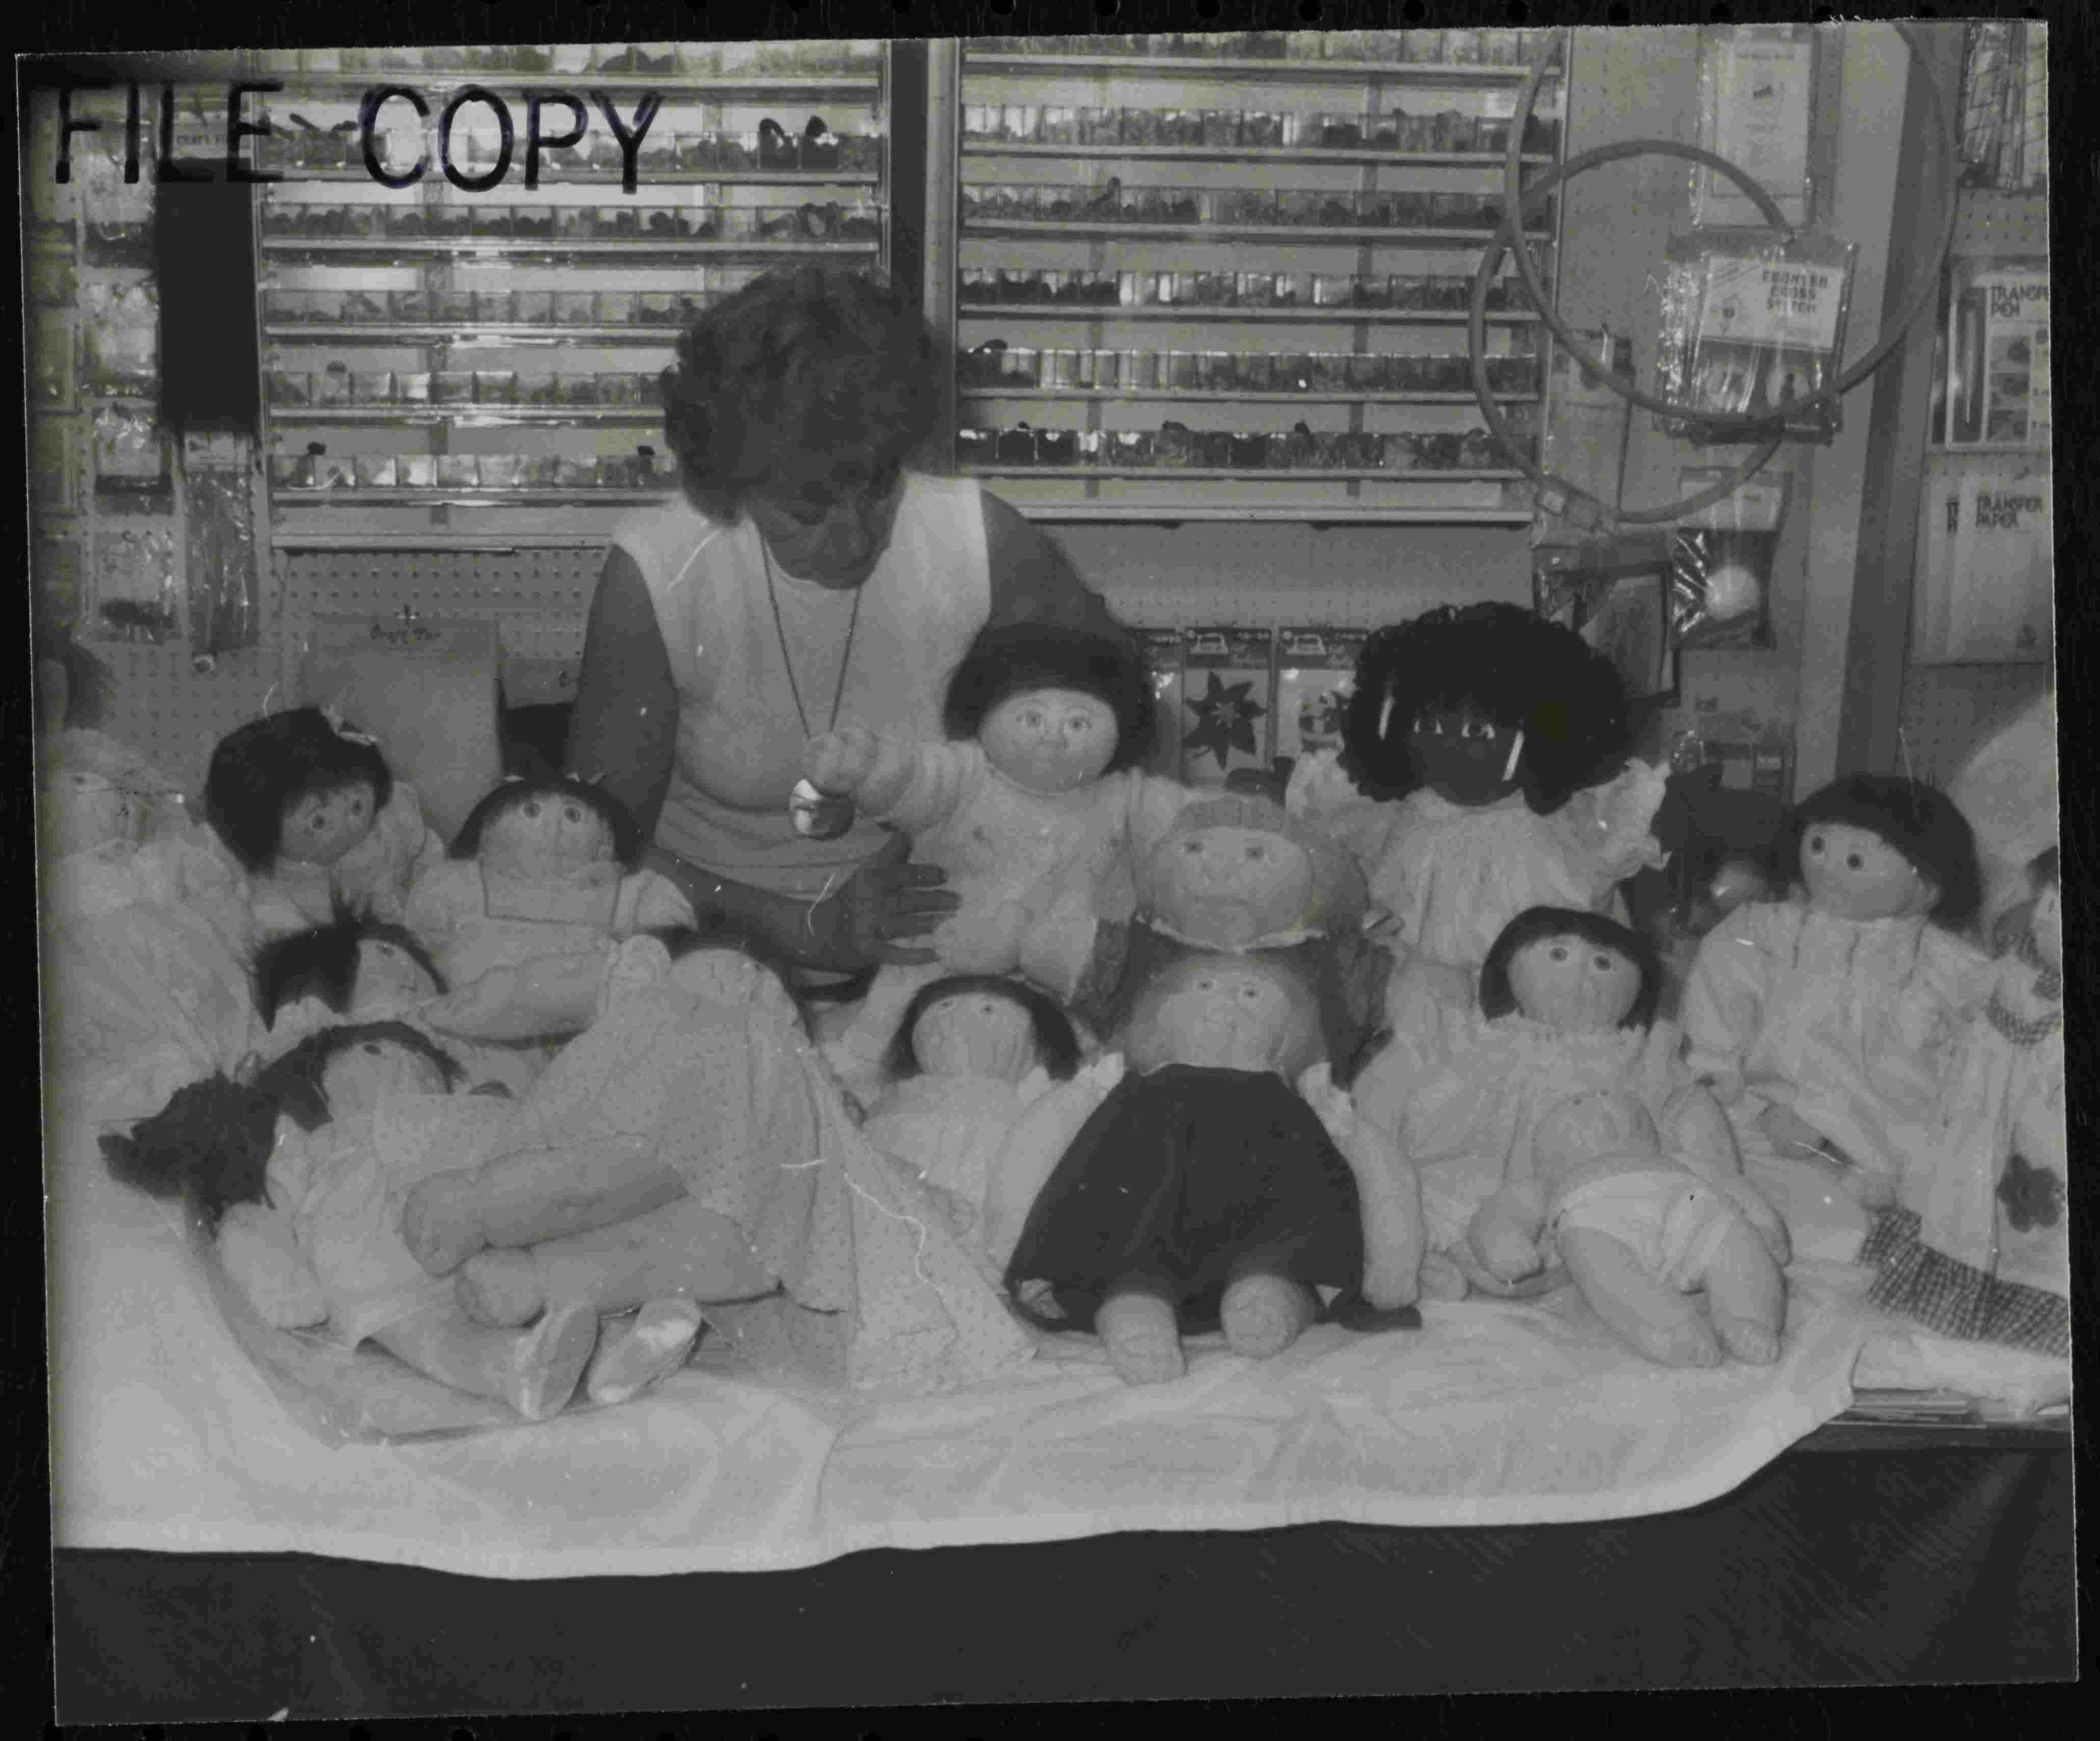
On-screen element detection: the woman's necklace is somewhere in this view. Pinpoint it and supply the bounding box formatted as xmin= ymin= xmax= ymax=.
xmin=764 ymin=535 xmax=865 ymax=840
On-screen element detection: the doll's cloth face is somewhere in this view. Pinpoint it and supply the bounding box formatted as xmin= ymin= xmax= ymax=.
xmin=480 ymin=793 xmax=616 ymax=878
xmin=980 ymin=687 xmax=1121 ymax=795
xmin=1507 ymin=933 xmax=1644 ymax=1032
xmin=353 ymin=939 xmax=441 ymax=1014
xmin=1153 ymin=826 xmax=1315 ymax=947
xmin=912 ymin=991 xmax=1040 ymax=1082
xmin=1798 ymin=822 xmax=1935 ymax=922
xmin=1407 ymin=708 xmax=1522 ymax=807
xmin=1146 ymin=962 xmax=1304 ymax=1073
xmin=279 ymin=781 xmax=377 ymax=868
xmin=1532 ymin=1090 xmax=1661 ymax=1180
xmin=321 ymin=1037 xmax=449 ymax=1116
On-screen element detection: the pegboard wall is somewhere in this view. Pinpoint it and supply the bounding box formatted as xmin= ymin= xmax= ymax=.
xmin=1897 ymin=661 xmax=2049 ymax=788
xmin=95 ymin=641 xmax=281 ymax=804
xmin=275 ymin=545 xmax=602 ymax=714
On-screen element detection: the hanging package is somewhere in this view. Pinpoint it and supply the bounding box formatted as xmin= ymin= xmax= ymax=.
xmin=1670 ymin=467 xmax=1790 ymax=651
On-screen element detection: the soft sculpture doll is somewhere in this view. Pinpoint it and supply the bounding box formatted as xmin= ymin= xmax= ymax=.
xmin=203 ymin=707 xmax=443 ymax=940
xmin=406 ymin=775 xmax=694 ymax=1042
xmin=801 ymin=622 xmax=1196 ymax=1093
xmin=1679 ymin=773 xmax=1992 ymax=1210
xmin=1288 ymin=603 xmax=1671 ymax=1031
xmin=1861 ymin=847 xmax=2067 ymax=1358
xmin=1354 ymin=905 xmax=1789 ymax=1296
xmin=1079 ymin=793 xmax=1385 ymax=1077
xmin=860 ymin=973 xmax=1085 ymax=1228
xmin=1002 ymin=952 xmax=1426 ymax=1386
xmin=251 ymin=909 xmax=546 ymax=1100
xmin=97 ymin=1022 xmax=658 ymax=1419
xmin=1482 ymin=1089 xmax=1788 ymax=1368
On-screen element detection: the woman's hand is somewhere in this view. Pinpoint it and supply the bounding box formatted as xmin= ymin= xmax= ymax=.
xmin=807 ymin=830 xmax=961 ymax=969
xmin=803 ymin=725 xmax=885 ymax=798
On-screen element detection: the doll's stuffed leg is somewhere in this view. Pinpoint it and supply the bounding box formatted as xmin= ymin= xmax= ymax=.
xmin=456 ymin=1198 xmax=776 ymax=1326
xmin=1096 ymin=1287 xmax=1186 ymax=1385
xmin=1556 ymin=1227 xmax=1722 ymax=1368
xmin=584 ymin=1298 xmax=706 ymax=1406
xmin=1219 ymin=1269 xmax=1318 ymax=1359
xmin=373 ymin=1297 xmax=599 ymax=1420
xmin=1698 ymin=1222 xmax=1787 ymax=1365
xmin=1467 ymin=1188 xmax=1547 ymax=1285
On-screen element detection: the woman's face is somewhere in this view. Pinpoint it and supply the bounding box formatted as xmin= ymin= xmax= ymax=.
xmin=745 ymin=464 xmax=906 ymax=588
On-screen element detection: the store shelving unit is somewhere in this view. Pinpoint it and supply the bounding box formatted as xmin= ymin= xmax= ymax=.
xmin=942 ymin=27 xmax=1568 ymax=522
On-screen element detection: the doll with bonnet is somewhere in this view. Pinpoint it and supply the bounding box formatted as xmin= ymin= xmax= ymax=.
xmin=405 ymin=774 xmax=694 ymax=1042
xmin=1680 ymin=773 xmax=1993 ymax=1210
xmin=801 ymin=621 xmax=1197 ymax=1094
xmin=1288 ymin=603 xmax=1669 ymax=1037
xmin=1860 ymin=846 xmax=2067 ymax=1359
xmin=203 ymin=707 xmax=443 ymax=942
xmin=1002 ymin=950 xmax=1425 ymax=1386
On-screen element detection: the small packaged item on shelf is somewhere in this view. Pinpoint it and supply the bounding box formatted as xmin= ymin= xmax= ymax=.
xmin=1087 ymin=350 xmax=1120 ymax=390
xmin=1456 ymin=428 xmax=1505 ymax=471
xmin=1347 ymin=354 xmax=1391 ymax=392
xmin=262 ymin=288 xmax=302 ymax=324
xmin=553 ymin=454 xmax=596 ymax=487
xmin=519 ymin=454 xmax=562 ymax=487
xmin=515 ymin=373 xmax=559 ymax=407
xmin=268 ymin=371 xmax=311 ymax=408
xmin=399 ymin=454 xmax=437 ymax=487
xmin=1108 ymin=430 xmax=1153 ymax=469
xmin=962 ymin=105 xmax=998 ymax=142
xmin=1429 ymin=109 xmax=1474 ymax=154
xmin=1319 ymin=113 xmax=1364 ymax=150
xmin=641 ymin=206 xmax=681 ymax=241
xmin=313 ymin=454 xmax=357 ymax=490
xmin=1366 ymin=115 xmax=1401 ymax=151
xmin=1122 ymin=350 xmax=1160 ymax=390
xmin=555 ymin=291 xmax=597 ymax=327
xmin=563 ymin=375 xmax=602 ymax=407
xmin=434 ymin=289 xmax=477 ymax=324
xmin=474 ymin=371 xmax=517 ymax=405
xmin=435 ymin=455 xmax=479 ymax=489
xmin=597 ymin=373 xmax=639 ymax=408
xmin=354 ymin=455 xmax=398 ymax=488
xmin=956 ymin=427 xmax=995 ymax=469
xmin=1274 ymin=627 xmax=1368 ymax=770
xmin=994 ymin=425 xmax=1039 ymax=466
xmin=269 ymin=454 xmax=310 ymax=490
xmin=468 ymin=289 xmax=511 ymax=325
xmin=314 ymin=364 xmax=353 ymax=407
xmin=1189 ymin=351 xmax=1232 ymax=391
xmin=352 ymin=371 xmax=395 ymax=404
xmin=1155 ymin=422 xmax=1196 ymax=467
xmin=431 ymin=371 xmax=475 ymax=406
xmin=1311 ymin=274 xmax=1354 ymax=309
xmin=1001 ymin=104 xmax=1040 ymax=144
xmin=428 ymin=205 xmax=474 ymax=240
xmin=1038 ymin=107 xmax=1080 ymax=146
xmin=1217 ymin=188 xmax=1274 ymax=227
xmin=602 ymin=205 xmax=642 ymax=241
xmin=1229 ymin=432 xmax=1270 ymax=469
xmin=636 ymin=291 xmax=679 ymax=327
xmin=1416 ymin=431 xmax=1464 ymax=470
xmin=1077 ymin=107 xmax=1123 ymax=146
xmin=472 ymin=204 xmax=513 ymax=239
xmin=1178 ymin=626 xmax=1276 ymax=786
xmin=1201 ymin=109 xmax=1243 ymax=146
xmin=479 ymin=454 xmax=527 ymax=489
xmin=1304 ymin=353 xmax=1349 ymax=392
xmin=397 ymin=371 xmax=432 ymax=404
xmin=385 ymin=205 xmax=428 ymax=240
xmin=512 ymin=207 xmax=558 ymax=241
xmin=1380 ymin=432 xmax=1424 ymax=471
xmin=1445 ymin=30 xmax=1485 ymax=65
xmin=1038 ymin=429 xmax=1079 ymax=467
xmin=502 ymin=288 xmax=548 ymax=325
xmin=1272 ymin=188 xmax=1321 ymax=228
xmin=596 ymin=290 xmax=638 ymax=325
xmin=1160 ymin=352 xmax=1198 ymax=391
xmin=1238 ymin=353 xmax=1275 ymax=392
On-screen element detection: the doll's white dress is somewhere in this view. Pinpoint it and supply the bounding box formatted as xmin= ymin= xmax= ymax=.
xmin=1679 ymin=901 xmax=1992 ymax=1187
xmin=1860 ymin=938 xmax=2067 ymax=1355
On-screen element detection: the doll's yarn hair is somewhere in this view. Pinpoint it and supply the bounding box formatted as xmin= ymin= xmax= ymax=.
xmin=1783 ymin=773 xmax=1983 ymax=931
xmin=448 ymin=774 xmax=643 ymax=869
xmin=98 ymin=1073 xmax=284 ymax=1232
xmin=252 ymin=907 xmax=447 ymax=1028
xmin=941 ymin=621 xmax=1155 ymax=775
xmin=1478 ymin=906 xmax=1663 ymax=1031
xmin=1338 ymin=602 xmax=1633 ymax=814
xmin=1121 ymin=952 xmax=1327 ymax=1082
xmin=882 ymin=974 xmax=1083 ymax=1083
xmin=1137 ymin=794 xmax=1369 ymax=939
xmin=252 ymin=1020 xmax=465 ymax=1133
xmin=202 ymin=707 xmax=396 ymax=873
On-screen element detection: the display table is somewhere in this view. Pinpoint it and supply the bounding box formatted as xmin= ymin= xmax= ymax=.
xmin=52 ymin=1413 xmax=2074 ymax=1721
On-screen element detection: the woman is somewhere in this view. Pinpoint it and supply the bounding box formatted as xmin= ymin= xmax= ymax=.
xmin=566 ymin=267 xmax=1134 ymax=977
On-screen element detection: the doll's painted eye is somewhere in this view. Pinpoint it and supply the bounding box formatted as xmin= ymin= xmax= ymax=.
xmin=1805 ymin=833 xmax=1825 ymax=855
xmin=361 ymin=1041 xmax=384 ymax=1057
xmin=522 ymin=800 xmax=543 ymax=820
xmin=1245 ymin=843 xmax=1267 ymax=861
xmin=1846 ymin=851 xmax=1865 ymax=871
xmin=1238 ymin=982 xmax=1264 ymax=1002
xmin=1593 ymin=953 xmax=1617 ymax=972
xmin=1184 ymin=839 xmax=1204 ymax=854
xmin=562 ymin=803 xmax=585 ymax=825
xmin=1548 ymin=943 xmax=1570 ymax=962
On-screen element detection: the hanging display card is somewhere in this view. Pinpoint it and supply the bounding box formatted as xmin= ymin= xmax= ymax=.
xmin=1940 ymin=263 xmax=2049 ymax=449
xmin=1178 ymin=627 xmax=1276 ymax=786
xmin=1669 ymin=467 xmax=1790 ymax=652
xmin=1693 ymin=27 xmax=1816 ymax=230
xmin=1657 ymin=229 xmax=1856 ymax=445
xmin=1273 ymin=628 xmax=1367 ymax=775
xmin=1912 ymin=465 xmax=2053 ymax=665
xmin=1138 ymin=627 xmax=1186 ymax=778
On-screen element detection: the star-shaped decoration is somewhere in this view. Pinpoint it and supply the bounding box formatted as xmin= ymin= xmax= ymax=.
xmin=1183 ymin=671 xmax=1268 ymax=769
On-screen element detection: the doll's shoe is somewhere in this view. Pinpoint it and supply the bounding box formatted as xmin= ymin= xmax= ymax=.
xmin=458 ymin=1249 xmax=544 ymax=1327
xmin=1097 ymin=1291 xmax=1186 ymax=1385
xmin=506 ymin=1300 xmax=599 ymax=1420
xmin=1220 ymin=1272 xmax=1317 ymax=1358
xmin=585 ymin=1298 xmax=704 ymax=1405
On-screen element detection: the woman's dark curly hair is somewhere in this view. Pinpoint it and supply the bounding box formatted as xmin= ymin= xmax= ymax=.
xmin=98 ymin=1021 xmax=463 ymax=1230
xmin=1338 ymin=603 xmax=1633 ymax=813
xmin=942 ymin=622 xmax=1156 ymax=774
xmin=203 ymin=708 xmax=395 ymax=873
xmin=882 ymin=974 xmax=1083 ymax=1084
xmin=252 ymin=907 xmax=447 ymax=1029
xmin=1782 ymin=773 xmax=1983 ymax=931
xmin=1478 ymin=906 xmax=1663 ymax=1031
xmin=659 ymin=267 xmax=943 ymax=523
xmin=449 ymin=775 xmax=644 ymax=869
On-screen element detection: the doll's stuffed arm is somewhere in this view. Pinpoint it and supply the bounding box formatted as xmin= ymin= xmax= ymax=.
xmin=802 ymin=726 xmax=967 ymax=828
xmin=623 ymin=866 xmax=698 ymax=934
xmin=1557 ymin=759 xmax=1672 ymax=885
xmin=1467 ymin=1181 xmax=1551 ymax=1284
xmin=419 ymin=942 xmax=617 ymax=1041
xmin=1298 ymin=1063 xmax=1424 ymax=1309
xmin=400 ymin=1132 xmax=686 ymax=1276
xmin=980 ymin=1052 xmax=1125 ymax=1272
xmin=1677 ymin=919 xmax=1768 ymax=1103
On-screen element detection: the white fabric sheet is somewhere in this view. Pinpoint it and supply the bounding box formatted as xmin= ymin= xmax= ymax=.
xmin=49 ymin=1093 xmax=1886 ymax=1580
